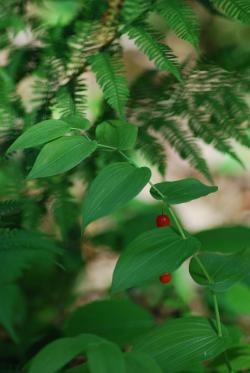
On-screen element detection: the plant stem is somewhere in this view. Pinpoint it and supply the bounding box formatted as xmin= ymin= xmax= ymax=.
xmin=212 ymin=293 xmax=222 ymax=337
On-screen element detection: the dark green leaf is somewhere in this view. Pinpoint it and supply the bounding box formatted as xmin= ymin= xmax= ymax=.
xmin=150 ymin=178 xmax=218 ymax=204
xmin=62 ymin=114 xmax=91 ymax=130
xmin=225 ymin=283 xmax=250 ymax=315
xmin=96 ymin=120 xmax=138 ymax=150
xmin=189 ymin=251 xmax=250 ymax=292
xmin=63 ymin=299 xmax=155 ymax=346
xmin=212 ymin=345 xmax=250 ymax=372
xmin=82 ymin=162 xmax=151 ymax=228
xmin=112 ymin=227 xmax=200 ymax=292
xmin=213 ymin=0 xmax=250 ymax=24
xmin=134 ymin=317 xmax=231 ymax=372
xmin=7 ymin=119 xmax=70 ymax=153
xmin=125 ymin=352 xmax=162 ymax=373
xmin=87 ymin=341 xmax=125 ymax=373
xmin=27 ymin=136 xmax=97 ymax=179
xmin=195 ymin=225 xmax=250 ymax=253
xmin=28 ymin=334 xmax=104 ymax=373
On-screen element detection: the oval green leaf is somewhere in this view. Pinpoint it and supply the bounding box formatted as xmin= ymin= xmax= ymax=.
xmin=82 ymin=162 xmax=151 ymax=228
xmin=189 ymin=251 xmax=250 ymax=292
xmin=27 ymin=136 xmax=97 ymax=179
xmin=150 ymin=178 xmax=218 ymax=204
xmin=87 ymin=341 xmax=125 ymax=373
xmin=96 ymin=120 xmax=138 ymax=150
xmin=63 ymin=299 xmax=155 ymax=346
xmin=195 ymin=225 xmax=250 ymax=253
xmin=134 ymin=317 xmax=231 ymax=372
xmin=7 ymin=119 xmax=70 ymax=153
xmin=111 ymin=227 xmax=200 ymax=292
xmin=62 ymin=114 xmax=91 ymax=130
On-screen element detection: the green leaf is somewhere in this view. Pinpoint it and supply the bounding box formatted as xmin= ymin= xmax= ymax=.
xmin=28 ymin=334 xmax=104 ymax=373
xmin=111 ymin=227 xmax=200 ymax=292
xmin=189 ymin=251 xmax=250 ymax=292
xmin=225 ymin=283 xmax=250 ymax=315
xmin=87 ymin=341 xmax=126 ymax=373
xmin=0 ymin=284 xmax=24 ymax=342
xmin=125 ymin=25 xmax=181 ymax=80
xmin=7 ymin=119 xmax=70 ymax=153
xmin=134 ymin=317 xmax=231 ymax=372
xmin=0 ymin=229 xmax=60 ymax=284
xmin=156 ymin=0 xmax=199 ymax=48
xmin=212 ymin=0 xmax=250 ymax=24
xmin=96 ymin=120 xmax=138 ymax=150
xmin=125 ymin=352 xmax=163 ymax=373
xmin=63 ymin=299 xmax=155 ymax=346
xmin=89 ymin=53 xmax=129 ymax=118
xmin=212 ymin=345 xmax=250 ymax=372
xmin=82 ymin=162 xmax=151 ymax=228
xmin=150 ymin=178 xmax=218 ymax=204
xmin=62 ymin=114 xmax=91 ymax=130
xmin=195 ymin=225 xmax=250 ymax=253
xmin=27 ymin=136 xmax=97 ymax=179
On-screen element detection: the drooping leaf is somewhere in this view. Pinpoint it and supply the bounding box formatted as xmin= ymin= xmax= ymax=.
xmin=134 ymin=317 xmax=231 ymax=372
xmin=156 ymin=0 xmax=199 ymax=48
xmin=96 ymin=120 xmax=138 ymax=150
xmin=82 ymin=162 xmax=151 ymax=228
xmin=150 ymin=178 xmax=218 ymax=204
xmin=28 ymin=334 xmax=104 ymax=373
xmin=0 ymin=229 xmax=61 ymax=284
xmin=213 ymin=0 xmax=250 ymax=24
xmin=7 ymin=119 xmax=70 ymax=153
xmin=27 ymin=136 xmax=97 ymax=179
xmin=125 ymin=25 xmax=181 ymax=80
xmin=89 ymin=53 xmax=129 ymax=118
xmin=87 ymin=341 xmax=126 ymax=373
xmin=189 ymin=251 xmax=250 ymax=292
xmin=195 ymin=225 xmax=250 ymax=253
xmin=111 ymin=227 xmax=200 ymax=292
xmin=0 ymin=284 xmax=25 ymax=342
xmin=63 ymin=299 xmax=155 ymax=346
xmin=125 ymin=352 xmax=163 ymax=373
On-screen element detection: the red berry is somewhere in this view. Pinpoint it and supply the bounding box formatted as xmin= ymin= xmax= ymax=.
xmin=159 ymin=273 xmax=172 ymax=284
xmin=156 ymin=214 xmax=170 ymax=227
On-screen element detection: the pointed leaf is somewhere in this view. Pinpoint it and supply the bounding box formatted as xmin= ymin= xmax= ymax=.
xmin=96 ymin=120 xmax=138 ymax=150
xmin=82 ymin=162 xmax=151 ymax=228
xmin=7 ymin=119 xmax=70 ymax=153
xmin=27 ymin=136 xmax=97 ymax=179
xmin=213 ymin=0 xmax=250 ymax=24
xmin=150 ymin=178 xmax=218 ymax=204
xmin=63 ymin=299 xmax=155 ymax=346
xmin=112 ymin=227 xmax=200 ymax=292
xmin=189 ymin=251 xmax=250 ymax=292
xmin=134 ymin=317 xmax=231 ymax=372
xmin=87 ymin=341 xmax=125 ymax=373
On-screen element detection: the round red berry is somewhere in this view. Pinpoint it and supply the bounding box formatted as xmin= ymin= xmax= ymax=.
xmin=159 ymin=273 xmax=172 ymax=284
xmin=156 ymin=214 xmax=170 ymax=227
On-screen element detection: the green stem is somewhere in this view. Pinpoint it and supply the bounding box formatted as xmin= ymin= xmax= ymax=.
xmin=212 ymin=293 xmax=222 ymax=337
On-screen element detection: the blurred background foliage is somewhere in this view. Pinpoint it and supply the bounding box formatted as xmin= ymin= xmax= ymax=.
xmin=0 ymin=0 xmax=250 ymax=372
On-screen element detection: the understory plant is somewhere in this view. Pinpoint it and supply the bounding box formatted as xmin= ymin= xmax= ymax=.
xmin=1 ymin=0 xmax=250 ymax=372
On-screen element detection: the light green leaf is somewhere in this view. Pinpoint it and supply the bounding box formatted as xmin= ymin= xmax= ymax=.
xmin=125 ymin=352 xmax=163 ymax=373
xmin=96 ymin=120 xmax=138 ymax=150
xmin=189 ymin=251 xmax=250 ymax=292
xmin=28 ymin=334 xmax=104 ymax=373
xmin=0 ymin=284 xmax=25 ymax=342
xmin=195 ymin=225 xmax=250 ymax=253
xmin=0 ymin=229 xmax=60 ymax=284
xmin=87 ymin=341 xmax=126 ymax=373
xmin=62 ymin=114 xmax=91 ymax=130
xmin=82 ymin=162 xmax=151 ymax=228
xmin=225 ymin=283 xmax=250 ymax=315
xmin=27 ymin=136 xmax=97 ymax=179
xmin=111 ymin=227 xmax=200 ymax=292
xmin=150 ymin=178 xmax=218 ymax=204
xmin=212 ymin=0 xmax=250 ymax=24
xmin=63 ymin=299 xmax=155 ymax=346
xmin=156 ymin=0 xmax=199 ymax=48
xmin=7 ymin=119 xmax=70 ymax=153
xmin=134 ymin=317 xmax=231 ymax=372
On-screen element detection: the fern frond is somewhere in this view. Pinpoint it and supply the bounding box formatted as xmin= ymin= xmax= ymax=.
xmin=212 ymin=0 xmax=250 ymax=24
xmin=89 ymin=52 xmax=129 ymax=118
xmin=121 ymin=0 xmax=152 ymax=23
xmin=125 ymin=24 xmax=181 ymax=80
xmin=137 ymin=130 xmax=167 ymax=176
xmin=156 ymin=0 xmax=199 ymax=48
